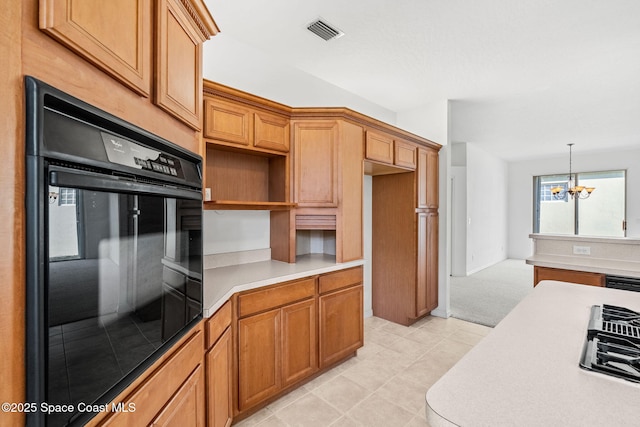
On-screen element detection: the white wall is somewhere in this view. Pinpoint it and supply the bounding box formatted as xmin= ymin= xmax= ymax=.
xmin=396 ymin=99 xmax=449 ymax=146
xmin=203 ymin=210 xmax=270 ymax=254
xmin=203 ymin=35 xmax=397 ymax=125
xmin=466 ymin=144 xmax=509 ymax=273
xmin=450 ymin=143 xmax=508 ymax=275
xmin=508 ymin=146 xmax=640 ymax=259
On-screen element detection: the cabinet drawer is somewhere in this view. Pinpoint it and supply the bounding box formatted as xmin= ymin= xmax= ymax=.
xmin=365 ymin=131 xmax=394 ymax=164
xmin=100 ymin=328 xmax=204 ymax=426
xmin=205 ymin=301 xmax=232 ymax=350
xmin=238 ymin=278 xmax=316 ymax=318
xmin=319 ymin=266 xmax=363 ymax=295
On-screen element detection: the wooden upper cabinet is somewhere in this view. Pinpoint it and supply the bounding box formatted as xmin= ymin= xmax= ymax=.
xmin=293 ymin=121 xmax=339 ymax=207
xmin=417 ymin=147 xmax=439 ymax=209
xmin=254 ymin=111 xmax=290 ymax=153
xmin=203 ymin=99 xmax=290 ymax=153
xmin=156 ymin=0 xmax=218 ymax=131
xmin=394 ymin=139 xmax=417 ymax=169
xmin=366 ymin=131 xmax=417 ymax=170
xmin=39 ymin=0 xmax=152 ymax=96
xmin=365 ymin=131 xmax=394 ymax=164
xmin=40 ymin=0 xmax=218 ymax=130
xmin=204 ymin=99 xmax=252 ymax=145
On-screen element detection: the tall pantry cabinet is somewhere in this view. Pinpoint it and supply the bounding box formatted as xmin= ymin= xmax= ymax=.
xmin=371 ymin=143 xmax=440 ymax=326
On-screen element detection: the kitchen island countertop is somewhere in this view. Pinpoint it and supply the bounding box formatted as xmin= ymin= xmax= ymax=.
xmin=426 ymin=281 xmax=640 ymax=426
xmin=202 ymin=254 xmax=364 ymax=317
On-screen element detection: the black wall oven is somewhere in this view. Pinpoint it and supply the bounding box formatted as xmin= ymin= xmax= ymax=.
xmin=25 ymin=77 xmax=203 ymax=426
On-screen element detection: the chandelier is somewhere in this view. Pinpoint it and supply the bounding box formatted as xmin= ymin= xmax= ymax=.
xmin=551 ymin=143 xmax=595 ymax=200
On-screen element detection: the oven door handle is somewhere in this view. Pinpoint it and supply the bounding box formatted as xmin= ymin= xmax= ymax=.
xmin=49 ymin=166 xmax=202 ymax=201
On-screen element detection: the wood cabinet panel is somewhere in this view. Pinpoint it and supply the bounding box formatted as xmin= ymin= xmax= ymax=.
xmin=426 ymin=213 xmax=439 ymax=312
xmin=150 ymin=364 xmax=206 ymax=427
xmin=319 ymin=285 xmax=363 ymax=368
xmin=237 ymin=278 xmax=316 ymax=318
xmin=534 ymin=266 xmax=605 ymax=287
xmin=339 ymin=121 xmax=365 ymax=262
xmin=254 ymin=111 xmax=290 ymax=153
xmin=281 ymin=299 xmax=317 ymax=387
xmin=203 ymin=99 xmax=252 ymax=145
xmin=206 ymin=301 xmax=232 ymax=349
xmin=155 ymin=0 xmax=206 ymax=130
xmin=394 ymin=140 xmax=417 ymax=169
xmin=365 ymin=131 xmax=394 ymax=164
xmin=39 ymin=0 xmax=152 ymax=96
xmin=293 ymin=121 xmax=339 ymax=207
xmin=318 ymin=266 xmax=363 ymax=295
xmin=237 ymin=309 xmax=280 ymax=411
xmin=99 ymin=328 xmax=204 ymax=426
xmin=206 ymin=328 xmax=233 ymax=427
xmin=417 ymin=147 xmax=439 ymax=209
xmin=417 ymin=213 xmax=439 ymax=317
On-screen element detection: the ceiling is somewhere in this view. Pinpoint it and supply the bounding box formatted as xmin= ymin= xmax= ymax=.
xmin=202 ymin=0 xmax=640 ymax=161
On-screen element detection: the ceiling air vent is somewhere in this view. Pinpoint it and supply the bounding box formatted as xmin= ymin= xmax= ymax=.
xmin=307 ymin=18 xmax=344 ymax=41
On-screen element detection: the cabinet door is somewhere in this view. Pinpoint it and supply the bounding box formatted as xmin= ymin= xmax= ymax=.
xmin=150 ymin=364 xmax=206 ymax=427
xmin=203 ymin=99 xmax=253 ymax=145
xmin=416 ymin=212 xmax=439 ymax=316
xmin=416 ymin=212 xmax=429 ymax=317
xmin=39 ymin=0 xmax=152 ymax=96
xmin=254 ymin=111 xmax=290 ymax=152
xmin=365 ymin=131 xmax=394 ymax=164
xmin=394 ymin=140 xmax=417 ymax=169
xmin=418 ymin=148 xmax=439 ymax=209
xmin=293 ymin=121 xmax=339 ymax=207
xmin=319 ymin=285 xmax=363 ymax=368
xmin=281 ymin=299 xmax=317 ymax=387
xmin=238 ymin=309 xmax=280 ymax=411
xmin=206 ymin=328 xmax=233 ymax=427
xmin=156 ymin=0 xmax=207 ymax=130
xmin=426 ymin=213 xmax=439 ymax=311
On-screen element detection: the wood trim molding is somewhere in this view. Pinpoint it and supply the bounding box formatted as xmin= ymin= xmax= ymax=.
xmin=203 ymin=80 xmax=443 ymax=151
xmin=179 ymin=0 xmax=220 ymax=41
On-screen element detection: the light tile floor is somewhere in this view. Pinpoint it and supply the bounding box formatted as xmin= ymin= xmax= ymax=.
xmin=234 ymin=315 xmax=492 ymax=427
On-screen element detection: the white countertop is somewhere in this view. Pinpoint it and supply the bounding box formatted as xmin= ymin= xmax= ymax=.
xmin=426 ymin=281 xmax=640 ymax=427
xmin=202 ymin=254 xmax=364 ymax=317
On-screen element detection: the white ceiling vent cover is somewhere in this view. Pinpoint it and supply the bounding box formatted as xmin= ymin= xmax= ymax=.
xmin=307 ymin=18 xmax=344 ymax=41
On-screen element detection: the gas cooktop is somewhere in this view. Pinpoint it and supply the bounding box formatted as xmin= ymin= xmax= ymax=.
xmin=579 ymin=304 xmax=640 ymax=383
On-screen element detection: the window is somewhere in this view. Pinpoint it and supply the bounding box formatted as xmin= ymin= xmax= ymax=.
xmin=533 ymin=170 xmax=626 ymax=237
xmin=58 ymin=188 xmax=77 ymax=206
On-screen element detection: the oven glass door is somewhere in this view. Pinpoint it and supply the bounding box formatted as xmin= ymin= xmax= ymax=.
xmin=46 ymin=184 xmax=201 ymax=426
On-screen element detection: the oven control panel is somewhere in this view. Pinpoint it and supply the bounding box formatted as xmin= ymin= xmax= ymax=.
xmin=101 ymin=132 xmax=184 ymax=179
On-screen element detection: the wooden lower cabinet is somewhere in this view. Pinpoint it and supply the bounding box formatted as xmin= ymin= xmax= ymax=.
xmin=282 ymin=299 xmax=317 ymax=387
xmin=95 ymin=326 xmax=205 ymax=426
xmin=534 ymin=266 xmax=605 ymax=287
xmin=237 ymin=298 xmax=317 ymax=412
xmin=206 ymin=328 xmax=233 ymax=427
xmin=150 ymin=364 xmax=206 ymax=427
xmin=235 ymin=267 xmax=363 ymax=417
xmin=319 ymin=284 xmax=363 ymax=368
xmin=238 ymin=308 xmax=281 ymax=411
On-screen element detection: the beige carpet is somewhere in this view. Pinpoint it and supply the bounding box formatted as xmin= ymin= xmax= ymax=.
xmin=450 ymin=259 xmax=534 ymax=327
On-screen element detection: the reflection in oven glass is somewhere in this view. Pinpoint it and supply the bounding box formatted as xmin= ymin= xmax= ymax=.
xmin=47 ymin=189 xmax=201 ymax=426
